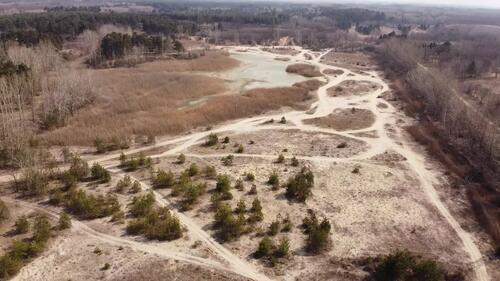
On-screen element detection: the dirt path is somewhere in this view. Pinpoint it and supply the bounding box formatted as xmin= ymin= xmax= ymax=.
xmin=0 ymin=197 xmax=242 ymax=279
xmin=1 ymin=46 xmax=490 ymax=281
xmin=109 ymin=46 xmax=488 ymax=281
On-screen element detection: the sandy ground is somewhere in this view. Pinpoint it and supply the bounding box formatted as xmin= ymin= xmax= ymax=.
xmin=303 ymin=108 xmax=376 ymax=131
xmin=1 ymin=45 xmax=496 ymax=281
xmin=13 ymin=230 xmax=250 ymax=281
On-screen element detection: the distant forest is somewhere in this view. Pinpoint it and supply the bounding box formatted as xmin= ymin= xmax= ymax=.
xmin=0 ymin=4 xmax=387 ymax=47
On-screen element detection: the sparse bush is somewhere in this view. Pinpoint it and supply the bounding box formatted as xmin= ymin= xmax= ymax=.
xmin=205 ymin=133 xmax=218 ymax=146
xmin=214 ymin=203 xmax=245 ymax=241
xmin=111 ymin=210 xmax=125 ymax=223
xmin=20 ymin=167 xmax=50 ymax=196
xmin=255 ymin=236 xmax=274 ymax=258
xmin=280 ymin=116 xmax=287 ymax=124
xmin=275 ymin=237 xmax=290 ymax=258
xmin=221 ymin=154 xmax=234 ymax=166
xmin=60 ymin=171 xmax=77 ymax=190
xmin=234 ymin=179 xmax=244 ymax=191
xmin=187 ymin=163 xmax=199 ymax=177
xmin=305 ymin=215 xmax=331 ymax=254
xmin=282 ymin=215 xmax=293 ymax=232
xmin=94 ymin=137 xmax=129 ymax=154
xmin=33 ymin=214 xmax=51 ymax=243
xmin=68 ymin=156 xmax=89 ymax=180
xmin=120 ymin=153 xmax=152 ymax=171
xmin=302 ymin=209 xmax=319 ymax=233
xmin=0 ymin=214 xmax=52 ymax=279
xmin=65 ymin=188 xmax=120 ymax=219
xmin=49 ymin=189 xmax=64 ymax=205
xmin=91 ymin=163 xmax=111 ymax=183
xmin=181 ymin=182 xmax=206 ymax=210
xmin=285 ymin=168 xmax=314 ymax=202
xmin=152 ymin=169 xmax=175 ymax=189
xmin=126 ymin=207 xmax=182 ymax=241
xmin=130 ymin=181 xmax=141 ymax=193
xmin=58 ymin=212 xmax=71 ymax=230
xmin=0 ymin=199 xmax=9 ymax=223
xmin=268 ymin=220 xmax=281 ymax=236
xmin=276 ymin=154 xmax=285 ymax=163
xmin=203 ymin=166 xmax=217 ymax=179
xmin=129 ymin=193 xmax=155 ymax=217
xmin=235 ymin=199 xmax=246 ymax=214
xmin=14 ymin=216 xmax=29 ymax=234
xmin=177 ymin=153 xmax=186 ymax=164
xmin=268 ymin=170 xmax=280 ymax=189
xmin=115 ymin=175 xmax=131 ymax=193
xmin=94 ymin=137 xmax=106 ymax=154
xmin=371 ymin=250 xmax=445 ymax=281
xmin=223 ymin=136 xmax=230 ymax=144
xmin=245 ymin=172 xmax=255 ymax=181
xmin=248 ymin=198 xmax=264 ymax=223
xmin=291 ymin=156 xmax=299 ymax=167
xmin=236 ymin=144 xmax=244 ymax=153
xmin=215 ymin=174 xmax=232 ymax=200
xmin=249 ymin=184 xmax=258 ymax=195
xmin=210 ymin=192 xmax=223 ymax=210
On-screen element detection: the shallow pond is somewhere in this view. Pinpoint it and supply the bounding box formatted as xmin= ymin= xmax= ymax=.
xmin=220 ymin=51 xmax=308 ymax=91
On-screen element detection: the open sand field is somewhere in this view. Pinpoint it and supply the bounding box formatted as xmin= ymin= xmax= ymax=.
xmin=1 ymin=45 xmax=497 ymax=281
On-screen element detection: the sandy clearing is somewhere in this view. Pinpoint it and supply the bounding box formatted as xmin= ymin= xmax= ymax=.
xmin=1 ymin=45 xmax=492 ymax=281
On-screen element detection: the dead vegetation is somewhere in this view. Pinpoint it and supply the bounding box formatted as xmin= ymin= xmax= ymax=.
xmin=286 ymin=63 xmax=322 ymax=78
xmin=42 ymin=83 xmax=314 ymax=146
xmin=304 ymin=108 xmax=376 ymax=131
xmin=321 ymin=50 xmax=375 ymax=70
xmin=328 ymin=80 xmax=380 ymax=97
xmin=292 ymin=79 xmax=325 ymax=92
xmin=323 ymin=69 xmax=344 ymax=76
xmin=261 ymin=47 xmax=300 ymax=56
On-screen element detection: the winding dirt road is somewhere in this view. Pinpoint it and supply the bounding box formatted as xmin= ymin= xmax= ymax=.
xmin=2 ymin=46 xmax=490 ymax=281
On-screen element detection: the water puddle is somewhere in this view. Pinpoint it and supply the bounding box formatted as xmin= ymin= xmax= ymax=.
xmin=215 ymin=50 xmax=308 ymax=91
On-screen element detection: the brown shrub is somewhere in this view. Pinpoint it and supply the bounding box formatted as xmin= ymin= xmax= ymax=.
xmin=286 ymin=63 xmax=322 ymax=77
xmin=293 ymin=79 xmax=325 ymax=92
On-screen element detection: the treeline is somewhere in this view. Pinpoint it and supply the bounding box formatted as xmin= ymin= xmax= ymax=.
xmin=0 ymin=42 xmax=93 ymax=168
xmin=0 ymin=11 xmax=177 ymax=47
xmin=87 ymin=32 xmax=185 ymax=67
xmin=153 ymin=2 xmax=290 ymax=25
xmin=377 ymin=38 xmax=500 ymax=249
xmin=319 ymin=8 xmax=386 ymax=30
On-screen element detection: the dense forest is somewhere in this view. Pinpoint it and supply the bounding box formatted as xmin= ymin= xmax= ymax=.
xmin=0 ymin=11 xmax=177 ymax=47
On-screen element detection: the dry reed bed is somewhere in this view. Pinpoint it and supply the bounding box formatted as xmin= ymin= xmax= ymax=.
xmin=286 ymin=63 xmax=323 ymax=77
xmin=41 ymin=85 xmax=314 ymax=146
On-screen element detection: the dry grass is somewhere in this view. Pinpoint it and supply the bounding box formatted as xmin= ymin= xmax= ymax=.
xmin=304 ymin=108 xmax=375 ymax=131
xmin=293 ymin=79 xmax=325 ymax=92
xmin=128 ymin=50 xmax=239 ymax=72
xmin=41 ymin=82 xmax=313 ymax=146
xmin=321 ymin=50 xmax=375 ymax=70
xmin=328 ymin=80 xmax=381 ymax=97
xmin=323 ymin=69 xmax=344 ymax=76
xmin=286 ymin=63 xmax=322 ymax=77
xmin=261 ymin=47 xmax=300 ymax=56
